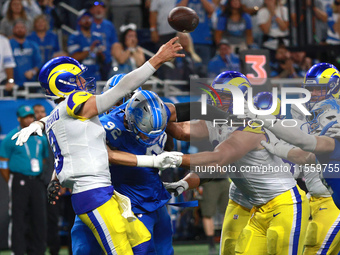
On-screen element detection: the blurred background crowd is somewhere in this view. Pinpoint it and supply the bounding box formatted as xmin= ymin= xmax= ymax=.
xmin=0 ymin=0 xmax=339 ymax=254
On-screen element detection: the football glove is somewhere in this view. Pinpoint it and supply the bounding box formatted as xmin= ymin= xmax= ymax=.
xmin=163 ymin=180 xmax=189 ymax=196
xmin=260 ymin=140 xmax=295 ymax=159
xmin=11 ymin=121 xmax=44 ymax=146
xmin=47 ymin=180 xmax=61 ymax=205
xmin=137 ymin=151 xmax=183 ymax=170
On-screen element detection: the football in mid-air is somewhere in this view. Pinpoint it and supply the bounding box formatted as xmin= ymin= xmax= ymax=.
xmin=168 ymin=7 xmax=199 ymax=33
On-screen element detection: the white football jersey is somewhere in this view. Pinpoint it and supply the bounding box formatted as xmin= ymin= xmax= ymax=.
xmin=205 ymin=121 xmax=296 ymax=206
xmin=45 ymin=92 xmax=111 ymax=194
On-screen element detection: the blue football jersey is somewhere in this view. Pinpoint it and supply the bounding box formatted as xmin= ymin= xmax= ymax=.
xmin=100 ymin=102 xmax=172 ymax=214
xmin=67 ymin=31 xmax=102 ymax=80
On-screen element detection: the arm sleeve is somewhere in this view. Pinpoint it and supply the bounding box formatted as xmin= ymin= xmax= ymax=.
xmin=95 ymin=61 xmax=156 ymax=114
xmin=267 ymin=120 xmax=317 ymax=152
xmin=175 ymin=102 xmax=229 ymax=122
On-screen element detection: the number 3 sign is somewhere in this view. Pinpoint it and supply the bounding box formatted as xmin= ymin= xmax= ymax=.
xmin=240 ymin=49 xmax=270 ymax=86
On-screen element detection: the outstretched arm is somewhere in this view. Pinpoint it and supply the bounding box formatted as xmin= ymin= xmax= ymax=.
xmin=244 ymin=106 xmax=336 ymax=155
xmin=80 ymin=37 xmax=185 ymax=119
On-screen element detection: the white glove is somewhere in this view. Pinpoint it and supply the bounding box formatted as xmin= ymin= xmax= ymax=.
xmin=136 ymin=152 xmax=183 ymax=170
xmin=154 ymin=152 xmax=183 ymax=170
xmin=163 ymin=180 xmax=189 ymax=196
xmin=11 ymin=121 xmax=44 ymax=146
xmin=260 ymin=140 xmax=294 ymax=159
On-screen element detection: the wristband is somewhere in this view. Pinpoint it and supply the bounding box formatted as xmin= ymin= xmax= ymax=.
xmin=150 ymin=27 xmax=156 ymax=32
xmin=31 ymin=69 xmax=37 ymax=76
xmin=0 ymin=160 xmax=8 ymax=169
xmin=136 ymin=155 xmax=155 ymax=167
xmin=7 ymin=78 xmax=14 ymax=84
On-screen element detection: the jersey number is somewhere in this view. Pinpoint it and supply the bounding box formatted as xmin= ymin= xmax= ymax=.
xmin=104 ymin=121 xmax=122 ymax=140
xmin=47 ymin=129 xmax=64 ymax=174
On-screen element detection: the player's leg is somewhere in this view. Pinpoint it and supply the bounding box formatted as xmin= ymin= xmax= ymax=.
xmin=267 ymin=186 xmax=310 ymax=255
xmin=130 ymin=211 xmax=156 ymax=255
xmin=153 ymin=205 xmax=174 ymax=255
xmin=71 ymin=215 xmax=102 ymax=255
xmin=304 ymin=197 xmax=340 ymax=255
xmin=79 ymin=196 xmax=150 ymax=255
xmin=220 ymin=200 xmax=251 ymax=255
xmin=234 ymin=206 xmax=268 ymax=255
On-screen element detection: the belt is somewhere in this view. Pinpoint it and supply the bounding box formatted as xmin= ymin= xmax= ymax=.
xmin=12 ymin=172 xmax=41 ymax=180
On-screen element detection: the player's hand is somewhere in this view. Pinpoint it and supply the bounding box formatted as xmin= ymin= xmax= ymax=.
xmin=47 ymin=180 xmax=61 ymax=205
xmin=155 ymin=37 xmax=185 ymax=63
xmin=163 ymin=180 xmax=189 ymax=196
xmin=260 ymin=140 xmax=294 ymax=159
xmin=11 ymin=122 xmax=44 ymax=146
xmin=154 ymin=152 xmax=183 ymax=170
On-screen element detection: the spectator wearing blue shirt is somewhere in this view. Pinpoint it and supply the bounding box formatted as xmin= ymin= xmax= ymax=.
xmin=10 ymin=20 xmax=42 ymax=88
xmin=87 ymin=0 xmax=118 ymax=80
xmin=177 ymin=0 xmax=215 ymax=74
xmin=67 ymin=11 xmax=104 ymax=81
xmin=215 ymin=0 xmax=253 ymax=54
xmin=27 ymin=15 xmax=62 ymax=64
xmin=208 ymin=39 xmax=240 ymax=78
xmin=37 ymin=0 xmax=63 ymax=30
xmin=111 ymin=24 xmax=145 ymax=76
xmin=0 ymin=105 xmax=49 ymax=255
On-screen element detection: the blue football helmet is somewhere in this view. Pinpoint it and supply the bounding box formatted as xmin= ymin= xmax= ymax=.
xmin=305 ymin=98 xmax=340 ymax=135
xmin=253 ymin=91 xmax=284 ymax=119
xmin=125 ymin=90 xmax=167 ymax=146
xmin=208 ymin=71 xmax=251 ymax=114
xmin=102 ymin=73 xmax=141 ymax=113
xmin=303 ymin=63 xmax=340 ymax=110
xmin=39 ymin=56 xmax=96 ymax=100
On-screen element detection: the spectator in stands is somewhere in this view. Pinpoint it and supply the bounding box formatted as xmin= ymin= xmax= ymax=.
xmin=10 ymin=20 xmax=42 ymax=89
xmin=0 ymin=0 xmax=33 ymax=38
xmin=27 ymin=15 xmax=63 ymax=64
xmin=208 ymin=39 xmax=240 ymax=78
xmin=326 ymin=0 xmax=340 ymax=45
xmin=0 ymin=34 xmax=16 ymax=97
xmin=0 ymin=105 xmax=49 ymax=255
xmin=290 ymin=49 xmax=313 ymax=78
xmin=111 ymin=23 xmax=145 ymax=76
xmin=177 ymin=0 xmax=215 ymax=74
xmin=215 ymin=0 xmax=254 ymax=54
xmin=110 ymin=0 xmax=142 ymax=34
xmin=171 ymin=32 xmax=201 ymax=82
xmin=87 ymin=0 xmax=118 ymax=80
xmin=37 ymin=0 xmax=63 ymax=30
xmin=201 ymin=179 xmax=229 ymax=255
xmin=1 ymin=0 xmax=42 ymax=20
xmin=241 ymin=0 xmax=263 ymax=46
xmin=67 ymin=10 xmax=104 ymax=81
xmin=149 ymin=0 xmax=176 ymax=46
xmin=270 ymin=45 xmax=298 ymax=78
xmin=257 ymin=0 xmax=289 ymax=51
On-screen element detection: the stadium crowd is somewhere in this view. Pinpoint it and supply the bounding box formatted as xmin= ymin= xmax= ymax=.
xmin=1 ymin=0 xmax=340 ymax=255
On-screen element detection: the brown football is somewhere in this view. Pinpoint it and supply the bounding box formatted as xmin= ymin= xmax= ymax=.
xmin=168 ymin=7 xmax=199 ymax=33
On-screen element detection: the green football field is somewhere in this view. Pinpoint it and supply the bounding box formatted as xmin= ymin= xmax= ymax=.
xmin=0 ymin=244 xmax=219 ymax=255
